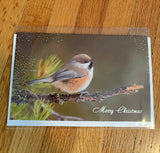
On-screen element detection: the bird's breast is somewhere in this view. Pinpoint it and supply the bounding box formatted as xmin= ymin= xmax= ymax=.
xmin=53 ymin=72 xmax=92 ymax=94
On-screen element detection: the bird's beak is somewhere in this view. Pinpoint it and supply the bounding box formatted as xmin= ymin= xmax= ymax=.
xmin=91 ymin=59 xmax=94 ymax=63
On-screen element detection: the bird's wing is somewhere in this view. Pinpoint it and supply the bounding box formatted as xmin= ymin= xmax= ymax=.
xmin=51 ymin=68 xmax=87 ymax=82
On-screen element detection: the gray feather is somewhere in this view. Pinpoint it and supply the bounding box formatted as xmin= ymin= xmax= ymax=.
xmin=25 ymin=68 xmax=86 ymax=85
xmin=25 ymin=76 xmax=54 ymax=85
xmin=51 ymin=68 xmax=86 ymax=82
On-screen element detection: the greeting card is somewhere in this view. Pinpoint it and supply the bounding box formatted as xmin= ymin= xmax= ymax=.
xmin=7 ymin=31 xmax=154 ymax=128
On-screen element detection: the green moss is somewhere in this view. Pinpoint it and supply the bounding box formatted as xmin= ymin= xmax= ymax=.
xmin=11 ymin=100 xmax=54 ymax=120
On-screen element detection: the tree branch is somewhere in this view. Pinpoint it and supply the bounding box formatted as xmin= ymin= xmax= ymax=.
xmin=41 ymin=105 xmax=84 ymax=121
xmin=12 ymin=84 xmax=143 ymax=104
xmin=50 ymin=110 xmax=85 ymax=121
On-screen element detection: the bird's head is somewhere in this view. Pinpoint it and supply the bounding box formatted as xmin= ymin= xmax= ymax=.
xmin=70 ymin=54 xmax=94 ymax=71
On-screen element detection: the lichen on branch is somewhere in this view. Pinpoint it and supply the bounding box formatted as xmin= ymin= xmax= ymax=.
xmin=12 ymin=84 xmax=143 ymax=105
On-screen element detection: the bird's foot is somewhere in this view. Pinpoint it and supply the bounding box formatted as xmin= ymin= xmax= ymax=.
xmin=67 ymin=93 xmax=71 ymax=97
xmin=80 ymin=91 xmax=89 ymax=99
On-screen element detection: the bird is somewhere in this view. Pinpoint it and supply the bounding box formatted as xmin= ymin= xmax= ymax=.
xmin=25 ymin=54 xmax=94 ymax=94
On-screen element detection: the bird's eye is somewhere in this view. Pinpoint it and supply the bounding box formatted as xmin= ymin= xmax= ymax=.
xmin=84 ymin=60 xmax=89 ymax=63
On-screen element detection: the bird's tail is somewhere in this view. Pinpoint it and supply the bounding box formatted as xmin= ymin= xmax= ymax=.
xmin=25 ymin=76 xmax=54 ymax=85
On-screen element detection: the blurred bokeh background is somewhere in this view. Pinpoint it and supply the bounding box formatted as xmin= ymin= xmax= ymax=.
xmin=12 ymin=32 xmax=151 ymax=121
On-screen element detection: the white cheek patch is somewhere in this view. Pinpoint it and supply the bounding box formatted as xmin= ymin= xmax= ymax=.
xmin=82 ymin=63 xmax=90 ymax=69
xmin=74 ymin=62 xmax=90 ymax=69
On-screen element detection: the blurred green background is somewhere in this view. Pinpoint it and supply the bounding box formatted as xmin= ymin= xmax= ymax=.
xmin=12 ymin=32 xmax=151 ymax=121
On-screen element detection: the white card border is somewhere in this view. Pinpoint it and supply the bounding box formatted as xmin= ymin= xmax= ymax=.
xmin=7 ymin=34 xmax=155 ymax=128
xmin=7 ymin=34 xmax=17 ymax=124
